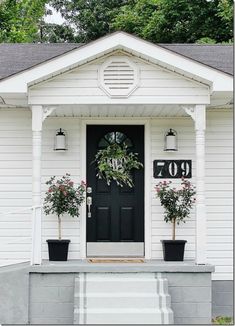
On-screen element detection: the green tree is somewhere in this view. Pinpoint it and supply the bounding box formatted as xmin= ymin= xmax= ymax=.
xmin=49 ymin=0 xmax=130 ymax=42
xmin=39 ymin=23 xmax=77 ymax=43
xmin=0 ymin=0 xmax=47 ymax=42
xmin=112 ymin=0 xmax=233 ymax=43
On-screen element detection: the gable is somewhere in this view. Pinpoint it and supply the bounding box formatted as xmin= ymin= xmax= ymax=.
xmin=0 ymin=32 xmax=232 ymax=105
xmin=28 ymin=52 xmax=210 ymax=105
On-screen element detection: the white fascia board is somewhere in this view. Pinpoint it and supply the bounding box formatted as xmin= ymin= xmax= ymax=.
xmin=0 ymin=32 xmax=233 ymax=94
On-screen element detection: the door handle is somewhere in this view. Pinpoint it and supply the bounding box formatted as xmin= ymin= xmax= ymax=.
xmin=87 ymin=196 xmax=92 ymax=218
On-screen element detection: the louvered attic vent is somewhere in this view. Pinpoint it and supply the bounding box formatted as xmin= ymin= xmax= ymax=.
xmin=99 ymin=56 xmax=139 ymax=98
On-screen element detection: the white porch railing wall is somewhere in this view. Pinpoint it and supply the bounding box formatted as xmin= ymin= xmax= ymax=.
xmin=0 ymin=206 xmax=40 ymax=260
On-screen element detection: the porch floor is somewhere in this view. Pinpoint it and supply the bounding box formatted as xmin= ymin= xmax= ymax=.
xmin=29 ymin=259 xmax=214 ymax=273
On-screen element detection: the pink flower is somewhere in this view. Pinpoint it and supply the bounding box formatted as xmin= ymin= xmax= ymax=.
xmin=81 ymin=180 xmax=86 ymax=186
xmin=63 ymin=191 xmax=67 ymax=196
xmin=59 ymin=185 xmax=65 ymax=191
xmin=68 ymin=181 xmax=74 ymax=187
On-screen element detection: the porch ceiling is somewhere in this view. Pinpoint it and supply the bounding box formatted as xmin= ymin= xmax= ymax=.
xmin=50 ymin=104 xmax=188 ymax=117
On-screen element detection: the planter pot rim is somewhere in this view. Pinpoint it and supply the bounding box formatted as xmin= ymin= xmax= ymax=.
xmin=46 ymin=239 xmax=70 ymax=243
xmin=161 ymin=240 xmax=187 ymax=244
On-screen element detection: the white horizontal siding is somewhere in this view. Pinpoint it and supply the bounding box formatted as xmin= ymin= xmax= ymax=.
xmin=0 ymin=112 xmax=83 ymax=265
xmin=41 ymin=117 xmax=82 ymax=260
xmin=150 ymin=118 xmax=196 ymax=261
xmin=0 ymin=109 xmax=32 ymax=266
xmin=0 ymin=109 xmax=232 ymax=282
xmin=205 ymin=110 xmax=233 ymax=280
xmin=29 ymin=52 xmax=209 ymax=105
xmin=150 ymin=111 xmax=233 ymax=279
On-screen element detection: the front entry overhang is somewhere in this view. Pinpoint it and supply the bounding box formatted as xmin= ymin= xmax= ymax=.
xmin=0 ymin=32 xmax=233 ymax=109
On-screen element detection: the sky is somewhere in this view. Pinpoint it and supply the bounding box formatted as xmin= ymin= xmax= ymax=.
xmin=44 ymin=5 xmax=65 ymax=25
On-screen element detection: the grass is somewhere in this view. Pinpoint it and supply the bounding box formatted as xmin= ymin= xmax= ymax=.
xmin=212 ymin=316 xmax=233 ymax=325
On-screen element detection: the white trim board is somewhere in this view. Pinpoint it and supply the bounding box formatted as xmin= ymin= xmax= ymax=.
xmin=80 ymin=118 xmax=152 ymax=259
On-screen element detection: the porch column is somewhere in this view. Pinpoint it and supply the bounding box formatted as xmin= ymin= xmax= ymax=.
xmin=31 ymin=105 xmax=43 ymax=265
xmin=184 ymin=105 xmax=207 ymax=264
xmin=31 ymin=106 xmax=56 ymax=265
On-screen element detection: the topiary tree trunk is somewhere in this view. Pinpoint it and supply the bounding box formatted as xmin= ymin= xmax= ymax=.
xmin=172 ymin=218 xmax=176 ymax=240
xmin=58 ymin=215 xmax=62 ymax=240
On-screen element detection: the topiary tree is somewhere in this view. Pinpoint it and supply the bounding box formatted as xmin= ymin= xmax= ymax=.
xmin=44 ymin=174 xmax=86 ymax=240
xmin=155 ymin=178 xmax=196 ymax=240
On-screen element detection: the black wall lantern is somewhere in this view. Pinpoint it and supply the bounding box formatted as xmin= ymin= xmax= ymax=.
xmin=54 ymin=128 xmax=68 ymax=151
xmin=164 ymin=129 xmax=178 ymax=152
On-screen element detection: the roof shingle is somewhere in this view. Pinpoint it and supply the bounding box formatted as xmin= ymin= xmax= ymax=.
xmin=0 ymin=42 xmax=233 ymax=80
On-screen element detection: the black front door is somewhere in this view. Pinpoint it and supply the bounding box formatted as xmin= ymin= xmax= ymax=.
xmin=86 ymin=125 xmax=144 ymax=257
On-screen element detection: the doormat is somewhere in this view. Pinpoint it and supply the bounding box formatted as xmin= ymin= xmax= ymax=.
xmin=88 ymin=259 xmax=145 ymax=263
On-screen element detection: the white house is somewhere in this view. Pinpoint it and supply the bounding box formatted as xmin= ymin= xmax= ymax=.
xmin=0 ymin=32 xmax=233 ymax=324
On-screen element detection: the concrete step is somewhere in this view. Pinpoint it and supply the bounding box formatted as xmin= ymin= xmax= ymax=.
xmin=74 ymin=292 xmax=171 ymax=308
xmin=79 ymin=274 xmax=169 ymax=293
xmin=73 ymin=272 xmax=174 ymax=324
xmin=76 ymin=308 xmax=172 ymax=324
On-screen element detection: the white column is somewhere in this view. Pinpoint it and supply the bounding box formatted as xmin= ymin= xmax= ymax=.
xmin=194 ymin=105 xmax=207 ymax=264
xmin=184 ymin=105 xmax=207 ymax=264
xmin=31 ymin=105 xmax=43 ymax=265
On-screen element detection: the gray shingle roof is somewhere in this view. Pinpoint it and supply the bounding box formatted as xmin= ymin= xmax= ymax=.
xmin=0 ymin=42 xmax=233 ymax=81
xmin=160 ymin=44 xmax=233 ymax=76
xmin=0 ymin=43 xmax=82 ymax=80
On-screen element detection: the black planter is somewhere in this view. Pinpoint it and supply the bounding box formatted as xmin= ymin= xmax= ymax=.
xmin=46 ymin=239 xmax=70 ymax=261
xmin=161 ymin=240 xmax=187 ymax=261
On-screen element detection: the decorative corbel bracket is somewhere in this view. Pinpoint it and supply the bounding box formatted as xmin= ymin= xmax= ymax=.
xmin=31 ymin=105 xmax=57 ymax=131
xmin=42 ymin=106 xmax=56 ymax=121
xmin=182 ymin=105 xmax=206 ymax=131
xmin=181 ymin=105 xmax=196 ymax=122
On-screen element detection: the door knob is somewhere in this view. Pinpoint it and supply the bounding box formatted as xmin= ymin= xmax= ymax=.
xmin=87 ymin=187 xmax=92 ymax=194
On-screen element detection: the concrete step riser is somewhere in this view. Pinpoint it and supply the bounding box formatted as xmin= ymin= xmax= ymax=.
xmin=74 ymin=293 xmax=171 ymax=309
xmin=83 ymin=277 xmax=163 ymax=291
xmin=85 ymin=282 xmax=158 ymax=292
xmin=85 ymin=296 xmax=160 ymax=308
xmin=80 ymin=312 xmax=163 ymax=324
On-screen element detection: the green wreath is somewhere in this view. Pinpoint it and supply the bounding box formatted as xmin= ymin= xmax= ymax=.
xmin=94 ymin=143 xmax=143 ymax=187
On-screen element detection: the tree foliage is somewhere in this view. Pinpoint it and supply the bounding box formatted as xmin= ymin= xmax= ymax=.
xmin=48 ymin=0 xmax=233 ymax=43
xmin=0 ymin=0 xmax=47 ymax=42
xmin=39 ymin=23 xmax=76 ymax=43
xmin=49 ymin=0 xmax=129 ymax=42
xmin=0 ymin=0 xmax=233 ymax=43
xmin=112 ymin=0 xmax=233 ymax=43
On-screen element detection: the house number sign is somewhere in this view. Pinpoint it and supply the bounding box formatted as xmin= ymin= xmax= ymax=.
xmin=153 ymin=160 xmax=192 ymax=179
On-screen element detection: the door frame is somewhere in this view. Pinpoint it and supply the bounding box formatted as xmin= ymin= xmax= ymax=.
xmin=80 ymin=118 xmax=151 ymax=259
